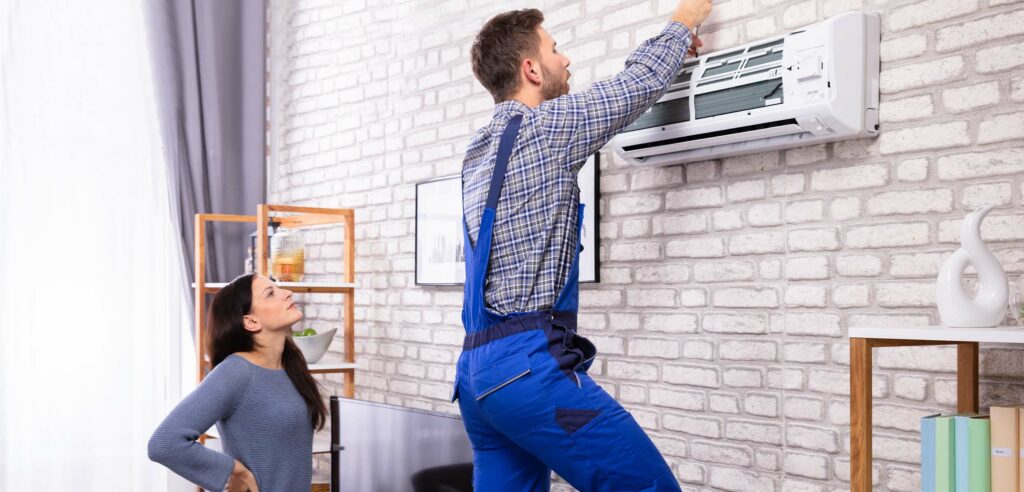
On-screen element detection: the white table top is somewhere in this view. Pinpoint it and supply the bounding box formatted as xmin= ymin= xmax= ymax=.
xmin=849 ymin=325 xmax=1024 ymax=343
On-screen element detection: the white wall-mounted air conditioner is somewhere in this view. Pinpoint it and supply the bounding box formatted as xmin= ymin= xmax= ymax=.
xmin=609 ymin=11 xmax=880 ymax=166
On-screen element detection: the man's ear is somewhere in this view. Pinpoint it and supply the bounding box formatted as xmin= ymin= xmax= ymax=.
xmin=242 ymin=315 xmax=262 ymax=333
xmin=522 ymin=57 xmax=542 ymax=86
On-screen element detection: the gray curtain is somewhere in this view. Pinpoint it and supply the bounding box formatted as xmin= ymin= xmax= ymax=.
xmin=145 ymin=0 xmax=266 ymax=335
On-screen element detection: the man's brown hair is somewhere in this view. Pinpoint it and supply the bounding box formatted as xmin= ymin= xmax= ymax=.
xmin=470 ymin=9 xmax=545 ymax=103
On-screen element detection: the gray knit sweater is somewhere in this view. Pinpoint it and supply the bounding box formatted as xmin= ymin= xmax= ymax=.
xmin=148 ymin=354 xmax=313 ymax=491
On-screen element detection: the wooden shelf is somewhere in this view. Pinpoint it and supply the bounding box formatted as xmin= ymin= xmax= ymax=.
xmin=843 ymin=325 xmax=1024 ymax=491
xmin=193 ymin=205 xmax=357 ymax=395
xmin=849 ymin=325 xmax=1024 ymax=344
xmin=309 ymin=362 xmax=357 ymax=374
xmin=193 ymin=281 xmax=356 ymax=294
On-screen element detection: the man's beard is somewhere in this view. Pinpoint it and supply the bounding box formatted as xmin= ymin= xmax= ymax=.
xmin=540 ymin=65 xmax=570 ymax=100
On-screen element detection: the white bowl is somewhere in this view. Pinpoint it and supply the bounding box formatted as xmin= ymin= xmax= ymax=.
xmin=292 ymin=328 xmax=337 ymax=364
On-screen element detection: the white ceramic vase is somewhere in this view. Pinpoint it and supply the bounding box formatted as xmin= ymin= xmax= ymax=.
xmin=936 ymin=206 xmax=1007 ymax=327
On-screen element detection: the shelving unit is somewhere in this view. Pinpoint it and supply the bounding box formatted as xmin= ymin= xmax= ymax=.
xmin=193 ymin=204 xmax=357 ymax=398
xmin=847 ymin=324 xmax=1024 ymax=491
xmin=196 ymin=281 xmax=356 ymax=293
xmin=191 ymin=205 xmax=356 ymax=491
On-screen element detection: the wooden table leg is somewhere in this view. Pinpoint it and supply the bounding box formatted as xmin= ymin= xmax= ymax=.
xmin=850 ymin=338 xmax=872 ymax=492
xmin=956 ymin=342 xmax=979 ymax=413
xmin=344 ymin=371 xmax=355 ymax=398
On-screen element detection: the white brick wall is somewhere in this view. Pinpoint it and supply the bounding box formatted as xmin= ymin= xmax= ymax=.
xmin=268 ymin=0 xmax=1024 ymax=490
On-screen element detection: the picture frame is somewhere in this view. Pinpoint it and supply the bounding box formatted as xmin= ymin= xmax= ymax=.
xmin=578 ymin=153 xmax=600 ymax=283
xmin=414 ymin=176 xmax=466 ymax=285
xmin=414 ymin=153 xmax=600 ymax=285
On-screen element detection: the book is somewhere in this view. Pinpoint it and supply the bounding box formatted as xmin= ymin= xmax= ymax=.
xmin=972 ymin=415 xmax=993 ymax=492
xmin=991 ymin=406 xmax=1020 ymax=492
xmin=937 ymin=415 xmax=956 ymax=492
xmin=1018 ymin=408 xmax=1023 ymax=492
xmin=923 ymin=413 xmax=941 ymax=492
xmin=954 ymin=414 xmax=991 ymax=492
xmin=955 ymin=414 xmax=971 ymax=491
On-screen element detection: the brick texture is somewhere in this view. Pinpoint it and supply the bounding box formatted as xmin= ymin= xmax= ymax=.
xmin=267 ymin=0 xmax=1024 ymax=490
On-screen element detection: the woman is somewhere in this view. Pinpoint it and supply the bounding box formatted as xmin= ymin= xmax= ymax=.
xmin=149 ymin=274 xmax=326 ymax=491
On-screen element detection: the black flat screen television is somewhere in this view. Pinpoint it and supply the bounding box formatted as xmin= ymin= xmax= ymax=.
xmin=333 ymin=397 xmax=473 ymax=492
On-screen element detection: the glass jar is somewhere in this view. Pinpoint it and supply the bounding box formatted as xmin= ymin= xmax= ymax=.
xmin=1010 ymin=274 xmax=1024 ymax=327
xmin=270 ymin=228 xmax=305 ymax=282
xmin=247 ymin=221 xmax=279 ymax=275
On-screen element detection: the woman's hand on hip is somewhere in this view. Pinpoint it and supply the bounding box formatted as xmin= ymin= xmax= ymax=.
xmin=225 ymin=460 xmax=259 ymax=492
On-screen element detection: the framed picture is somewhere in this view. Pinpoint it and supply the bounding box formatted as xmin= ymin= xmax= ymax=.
xmin=578 ymin=152 xmax=600 ymax=283
xmin=415 ymin=176 xmax=466 ymax=285
xmin=414 ymin=153 xmax=600 ymax=286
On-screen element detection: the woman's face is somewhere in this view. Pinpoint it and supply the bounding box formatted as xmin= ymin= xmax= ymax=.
xmin=244 ymin=275 xmax=302 ymax=332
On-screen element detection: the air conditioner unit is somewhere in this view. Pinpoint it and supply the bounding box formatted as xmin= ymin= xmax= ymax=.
xmin=609 ymin=11 xmax=880 ymax=166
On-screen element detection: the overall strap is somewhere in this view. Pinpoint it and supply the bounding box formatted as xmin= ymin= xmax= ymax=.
xmin=483 ymin=114 xmax=524 ymax=212
xmin=461 ymin=113 xmax=524 ymax=334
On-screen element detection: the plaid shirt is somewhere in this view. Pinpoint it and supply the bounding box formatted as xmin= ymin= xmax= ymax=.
xmin=462 ymin=22 xmax=692 ymax=315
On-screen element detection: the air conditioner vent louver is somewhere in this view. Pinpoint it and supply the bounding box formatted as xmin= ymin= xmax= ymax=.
xmin=626 ymin=96 xmax=691 ymax=133
xmin=708 ymin=49 xmax=744 ymax=63
xmin=695 ymin=78 xmax=783 ymax=119
xmin=748 ymin=37 xmax=785 ymax=53
xmin=744 ymin=50 xmax=783 ymax=69
xmin=623 ymin=119 xmax=799 ymax=152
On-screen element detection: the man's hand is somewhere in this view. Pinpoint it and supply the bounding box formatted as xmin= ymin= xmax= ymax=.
xmin=225 ymin=460 xmax=259 ymax=492
xmin=687 ymin=31 xmax=704 ymax=58
xmin=673 ymin=0 xmax=713 ymax=32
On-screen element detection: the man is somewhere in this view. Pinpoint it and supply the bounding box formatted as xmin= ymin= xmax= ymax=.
xmin=453 ymin=1 xmax=713 ymax=490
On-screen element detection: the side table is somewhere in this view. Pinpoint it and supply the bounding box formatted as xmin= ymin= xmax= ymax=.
xmin=847 ymin=325 xmax=1024 ymax=491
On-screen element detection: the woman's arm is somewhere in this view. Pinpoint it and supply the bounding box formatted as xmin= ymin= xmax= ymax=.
xmin=148 ymin=356 xmax=252 ymax=491
xmin=225 ymin=459 xmax=260 ymax=492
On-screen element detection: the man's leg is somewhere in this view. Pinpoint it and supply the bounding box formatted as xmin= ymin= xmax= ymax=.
xmin=476 ymin=351 xmax=681 ymax=492
xmin=458 ymin=373 xmax=550 ymax=491
xmin=510 ymin=375 xmax=680 ymax=492
xmin=473 ymin=442 xmax=551 ymax=491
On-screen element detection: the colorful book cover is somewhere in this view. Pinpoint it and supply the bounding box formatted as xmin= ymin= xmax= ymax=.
xmin=937 ymin=415 xmax=956 ymax=492
xmin=923 ymin=413 xmax=941 ymax=492
xmin=956 ymin=415 xmax=971 ymax=491
xmin=991 ymin=406 xmax=1019 ymax=492
xmin=1018 ymin=408 xmax=1023 ymax=492
xmin=955 ymin=415 xmax=968 ymax=491
xmin=957 ymin=415 xmax=991 ymax=492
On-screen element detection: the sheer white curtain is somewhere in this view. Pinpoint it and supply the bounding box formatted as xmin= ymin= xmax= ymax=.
xmin=0 ymin=1 xmax=187 ymax=490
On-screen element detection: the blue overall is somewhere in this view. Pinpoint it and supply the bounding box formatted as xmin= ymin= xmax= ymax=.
xmin=453 ymin=115 xmax=682 ymax=491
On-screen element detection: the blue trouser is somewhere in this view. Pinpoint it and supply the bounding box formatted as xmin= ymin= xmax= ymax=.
xmin=454 ymin=115 xmax=680 ymax=491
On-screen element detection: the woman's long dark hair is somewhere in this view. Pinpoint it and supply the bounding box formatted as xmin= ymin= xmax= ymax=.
xmin=207 ymin=273 xmax=326 ymax=430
